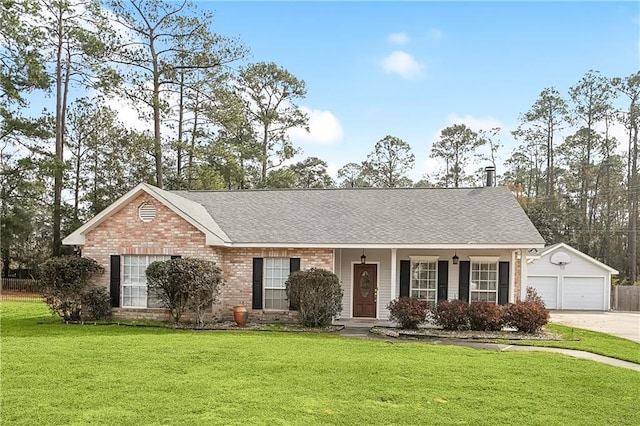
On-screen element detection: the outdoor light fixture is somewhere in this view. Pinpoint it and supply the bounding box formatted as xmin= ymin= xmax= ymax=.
xmin=360 ymin=251 xmax=367 ymax=264
xmin=452 ymin=251 xmax=459 ymax=265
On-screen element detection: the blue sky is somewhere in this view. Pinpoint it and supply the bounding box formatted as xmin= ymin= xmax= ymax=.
xmin=198 ymin=1 xmax=640 ymax=181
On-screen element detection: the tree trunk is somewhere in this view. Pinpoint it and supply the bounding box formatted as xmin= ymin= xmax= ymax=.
xmin=630 ymin=124 xmax=638 ymax=284
xmin=149 ymin=31 xmax=163 ymax=188
xmin=73 ymin=130 xmax=82 ymax=227
xmin=52 ymin=8 xmax=64 ymax=256
xmin=261 ymin=124 xmax=268 ymax=186
xmin=187 ymin=90 xmax=199 ymax=190
xmin=176 ymin=66 xmax=185 ymax=180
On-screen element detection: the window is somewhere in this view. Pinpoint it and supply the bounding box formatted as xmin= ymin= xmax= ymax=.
xmin=264 ymin=257 xmax=290 ymax=310
xmin=411 ymin=261 xmax=437 ymax=303
xmin=122 ymin=255 xmax=170 ymax=308
xmin=470 ymin=262 xmax=498 ymax=303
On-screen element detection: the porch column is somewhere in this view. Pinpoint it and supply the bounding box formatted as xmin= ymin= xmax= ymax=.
xmin=519 ymin=248 xmax=527 ymax=302
xmin=390 ymin=248 xmax=397 ymax=300
xmin=510 ymin=250 xmax=516 ymax=303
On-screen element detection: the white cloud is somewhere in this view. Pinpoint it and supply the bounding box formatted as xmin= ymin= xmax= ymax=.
xmin=444 ymin=113 xmax=504 ymax=132
xmin=594 ymin=120 xmax=631 ymax=155
xmin=325 ymin=162 xmax=340 ymax=179
xmin=382 ymin=51 xmax=424 ymax=80
xmin=418 ymin=157 xmax=442 ymax=179
xmin=388 ymin=32 xmax=409 ymax=45
xmin=104 ymin=96 xmax=150 ymax=132
xmin=428 ymin=28 xmax=443 ymax=40
xmin=288 ymin=107 xmax=344 ymax=145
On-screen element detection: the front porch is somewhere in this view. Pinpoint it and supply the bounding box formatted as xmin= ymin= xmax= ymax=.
xmin=332 ymin=247 xmax=527 ymax=321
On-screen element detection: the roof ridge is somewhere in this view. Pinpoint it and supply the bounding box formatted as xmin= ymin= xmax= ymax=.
xmin=173 ymin=186 xmax=505 ymax=194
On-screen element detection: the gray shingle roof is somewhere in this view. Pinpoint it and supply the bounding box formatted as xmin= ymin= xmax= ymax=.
xmin=173 ymin=186 xmax=544 ymax=246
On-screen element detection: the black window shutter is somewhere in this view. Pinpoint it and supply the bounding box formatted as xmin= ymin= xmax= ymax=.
xmin=289 ymin=258 xmax=301 ymax=310
xmin=110 ymin=255 xmax=121 ymax=308
xmin=458 ymin=261 xmax=470 ymax=302
xmin=437 ymin=260 xmax=448 ymax=301
xmin=170 ymin=255 xmax=181 ymax=260
xmin=399 ymin=260 xmax=410 ymax=298
xmin=498 ymin=261 xmax=510 ymax=305
xmin=252 ymin=258 xmax=264 ymax=310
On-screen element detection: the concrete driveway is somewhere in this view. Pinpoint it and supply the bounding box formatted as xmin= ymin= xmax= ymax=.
xmin=549 ymin=311 xmax=640 ymax=343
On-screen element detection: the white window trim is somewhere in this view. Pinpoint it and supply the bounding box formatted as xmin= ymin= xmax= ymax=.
xmin=122 ymin=255 xmax=170 ymax=309
xmin=410 ymin=259 xmax=438 ymax=303
xmin=469 ymin=261 xmax=499 ymax=304
xmin=409 ymin=255 xmax=440 ymax=262
xmin=263 ymin=257 xmax=290 ymax=311
xmin=468 ymin=256 xmax=501 ymax=263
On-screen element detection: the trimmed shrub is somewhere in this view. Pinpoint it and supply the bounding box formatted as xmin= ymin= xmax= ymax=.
xmin=431 ymin=300 xmax=469 ymax=330
xmin=39 ymin=256 xmax=104 ymax=321
xmin=525 ymin=286 xmax=546 ymax=307
xmin=80 ymin=286 xmax=112 ymax=321
xmin=387 ymin=297 xmax=428 ymax=329
xmin=503 ymin=301 xmax=549 ymax=334
xmin=146 ymin=258 xmax=223 ymax=325
xmin=286 ymin=268 xmax=343 ymax=327
xmin=185 ymin=260 xmax=223 ymax=327
xmin=467 ymin=302 xmax=503 ymax=331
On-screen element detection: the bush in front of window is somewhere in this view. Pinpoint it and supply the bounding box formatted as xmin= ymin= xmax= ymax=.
xmin=387 ymin=297 xmax=429 ymax=329
xmin=502 ymin=301 xmax=549 ymax=334
xmin=467 ymin=302 xmax=503 ymax=331
xmin=146 ymin=258 xmax=223 ymax=326
xmin=431 ymin=300 xmax=470 ymax=330
xmin=39 ymin=256 xmax=105 ymax=321
xmin=285 ymin=268 xmax=343 ymax=327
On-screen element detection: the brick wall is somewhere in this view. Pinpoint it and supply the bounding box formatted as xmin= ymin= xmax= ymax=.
xmin=221 ymin=248 xmax=333 ymax=321
xmin=81 ymin=193 xmax=333 ymax=322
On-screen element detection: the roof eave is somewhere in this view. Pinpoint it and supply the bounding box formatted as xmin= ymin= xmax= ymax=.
xmin=220 ymin=242 xmax=545 ymax=249
xmin=62 ymin=183 xmax=150 ymax=246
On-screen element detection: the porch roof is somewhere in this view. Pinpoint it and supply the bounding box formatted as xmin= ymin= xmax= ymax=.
xmin=173 ymin=186 xmax=544 ymax=247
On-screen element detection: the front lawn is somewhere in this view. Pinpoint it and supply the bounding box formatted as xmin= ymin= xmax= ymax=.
xmin=2 ymin=301 xmax=639 ymax=425
xmin=499 ymin=323 xmax=640 ymax=364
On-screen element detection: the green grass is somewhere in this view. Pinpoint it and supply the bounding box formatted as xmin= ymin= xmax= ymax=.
xmin=2 ymin=301 xmax=639 ymax=426
xmin=496 ymin=324 xmax=640 ymax=364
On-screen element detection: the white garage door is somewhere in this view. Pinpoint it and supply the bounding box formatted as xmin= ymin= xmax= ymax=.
xmin=562 ymin=277 xmax=605 ymax=310
xmin=527 ymin=276 xmax=558 ymax=309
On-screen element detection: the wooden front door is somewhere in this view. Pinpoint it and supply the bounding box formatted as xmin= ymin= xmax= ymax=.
xmin=353 ymin=264 xmax=377 ymax=318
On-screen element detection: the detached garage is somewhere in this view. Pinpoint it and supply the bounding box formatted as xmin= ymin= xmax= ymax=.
xmin=525 ymin=243 xmax=618 ymax=311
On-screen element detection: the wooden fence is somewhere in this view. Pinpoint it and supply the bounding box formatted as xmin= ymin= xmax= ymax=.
xmin=611 ymin=285 xmax=640 ymax=311
xmin=1 ymin=278 xmax=42 ymax=301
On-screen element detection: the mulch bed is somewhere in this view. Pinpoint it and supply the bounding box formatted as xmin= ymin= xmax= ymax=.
xmin=371 ymin=326 xmax=564 ymax=341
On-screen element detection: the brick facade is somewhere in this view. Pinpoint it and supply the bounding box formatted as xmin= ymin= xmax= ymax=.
xmin=81 ymin=194 xmax=333 ymax=322
xmin=513 ymin=250 xmax=522 ymax=302
xmin=78 ymin=192 xmax=527 ymax=323
xmin=221 ymin=248 xmax=333 ymax=322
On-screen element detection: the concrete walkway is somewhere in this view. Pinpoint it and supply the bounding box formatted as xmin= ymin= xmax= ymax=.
xmin=339 ymin=327 xmax=640 ymax=372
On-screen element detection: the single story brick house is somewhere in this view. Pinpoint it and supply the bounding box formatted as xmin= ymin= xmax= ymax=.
xmin=62 ymin=181 xmax=545 ymax=322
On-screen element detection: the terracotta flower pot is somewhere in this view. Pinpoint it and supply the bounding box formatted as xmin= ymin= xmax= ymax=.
xmin=233 ymin=305 xmax=248 ymax=326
